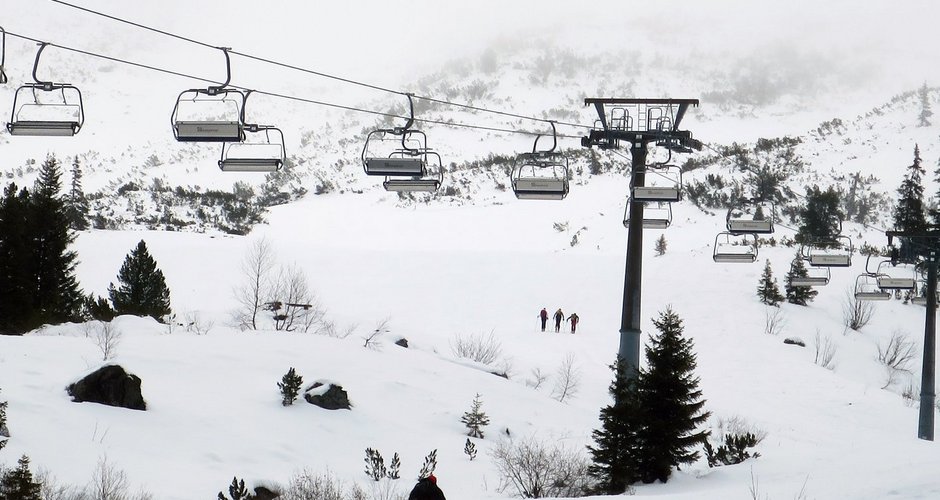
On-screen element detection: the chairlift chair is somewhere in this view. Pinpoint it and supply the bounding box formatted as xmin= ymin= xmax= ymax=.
xmin=713 ymin=232 xmax=758 ymax=263
xmin=7 ymin=43 xmax=84 ymax=136
xmin=854 ymin=273 xmax=892 ymax=301
xmin=362 ymin=129 xmax=429 ymax=177
xmin=218 ymin=91 xmax=286 ymax=172
xmin=171 ymin=47 xmax=244 ymax=142
xmin=382 ymin=149 xmax=444 ymax=193
xmin=801 ymin=235 xmax=854 ymax=267
xmin=511 ymin=122 xmax=570 ymax=200
xmin=219 ymin=126 xmax=285 ymax=172
xmin=623 ymin=200 xmax=672 ymax=229
xmin=632 ymin=163 xmax=681 ymax=202
xmin=726 ymin=200 xmax=775 ymax=234
xmin=788 ymin=261 xmax=830 ymax=287
xmin=874 ymin=260 xmax=916 ymax=290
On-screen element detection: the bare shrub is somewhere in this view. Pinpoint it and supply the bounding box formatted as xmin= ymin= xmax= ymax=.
xmin=280 ymin=469 xmax=347 ymax=500
xmin=84 ymin=321 xmax=121 ymax=361
xmin=842 ymin=287 xmax=874 ymax=331
xmin=813 ymin=330 xmax=837 ymax=370
xmin=877 ymin=330 xmax=918 ymax=389
xmin=362 ymin=319 xmax=390 ymax=350
xmin=903 ymin=382 xmax=918 ymax=407
xmin=79 ymin=455 xmax=153 ymax=500
xmin=450 ymin=330 xmax=504 ymax=366
xmin=316 ymin=320 xmax=357 ymax=339
xmin=184 ymin=311 xmax=214 ymax=336
xmin=270 ymin=263 xmax=325 ymax=332
xmin=550 ymin=354 xmax=581 ymax=403
xmin=763 ymin=306 xmax=786 ymax=336
xmin=525 ymin=368 xmax=548 ymax=390
xmin=490 ymin=435 xmax=594 ymax=498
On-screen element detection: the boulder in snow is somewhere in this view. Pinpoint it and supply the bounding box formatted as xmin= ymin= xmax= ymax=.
xmin=303 ymin=382 xmax=351 ymax=410
xmin=66 ymin=365 xmax=147 ymax=411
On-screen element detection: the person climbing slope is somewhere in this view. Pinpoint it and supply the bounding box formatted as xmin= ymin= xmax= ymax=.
xmin=553 ymin=308 xmax=564 ymax=333
xmin=567 ymin=312 xmax=579 ymax=334
xmin=538 ymin=307 xmax=548 ymax=332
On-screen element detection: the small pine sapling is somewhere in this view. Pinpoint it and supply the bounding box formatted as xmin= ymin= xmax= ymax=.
xmin=417 ymin=449 xmax=438 ymax=479
xmin=704 ymin=432 xmax=761 ymax=467
xmin=388 ymin=452 xmax=401 ymax=480
xmin=654 ymin=234 xmax=667 ymax=256
xmin=277 ymin=367 xmax=304 ymax=406
xmin=464 ymin=438 xmax=477 ymax=461
xmin=364 ymin=448 xmax=387 ymax=481
xmin=217 ymin=477 xmax=250 ymax=500
xmin=460 ymin=393 xmax=490 ymax=439
xmin=0 ymin=455 xmax=41 ymax=499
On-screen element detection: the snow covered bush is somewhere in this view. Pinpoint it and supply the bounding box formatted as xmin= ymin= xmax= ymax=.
xmin=490 ymin=435 xmax=594 ymax=498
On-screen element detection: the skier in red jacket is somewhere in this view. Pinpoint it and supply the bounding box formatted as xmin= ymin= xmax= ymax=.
xmin=538 ymin=308 xmax=548 ymax=332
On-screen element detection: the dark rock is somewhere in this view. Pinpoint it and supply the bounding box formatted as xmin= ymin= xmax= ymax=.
xmin=395 ymin=338 xmax=409 ymax=348
xmin=304 ymin=382 xmax=351 ymax=410
xmin=67 ymin=365 xmax=147 ymax=411
xmin=253 ymin=486 xmax=280 ymax=500
xmin=783 ymin=337 xmax=806 ymax=347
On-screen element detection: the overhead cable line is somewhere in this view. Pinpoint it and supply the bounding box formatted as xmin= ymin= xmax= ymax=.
xmin=48 ymin=0 xmax=595 ymax=131
xmin=4 ymin=30 xmax=584 ymax=139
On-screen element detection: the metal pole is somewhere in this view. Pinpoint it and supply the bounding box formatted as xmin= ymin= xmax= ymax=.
xmin=920 ymin=249 xmax=937 ymax=441
xmin=619 ymin=141 xmax=648 ymax=377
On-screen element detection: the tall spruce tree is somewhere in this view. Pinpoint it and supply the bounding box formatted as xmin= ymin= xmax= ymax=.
xmin=757 ymin=260 xmax=784 ymax=306
xmin=109 ymin=240 xmax=172 ymax=321
xmin=636 ymin=308 xmax=710 ymax=484
xmin=0 ymin=184 xmax=34 ymax=334
xmin=796 ymin=185 xmax=843 ymax=247
xmin=64 ymin=155 xmax=89 ymax=231
xmin=29 ymin=155 xmax=83 ymax=328
xmin=0 ymin=455 xmax=42 ymax=500
xmin=894 ymin=145 xmax=928 ymax=260
xmin=587 ymin=359 xmax=643 ymax=494
xmin=785 ymin=253 xmax=818 ymax=305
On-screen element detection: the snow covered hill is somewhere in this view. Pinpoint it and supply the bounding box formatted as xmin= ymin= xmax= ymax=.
xmin=3 ymin=1 xmax=940 ymax=499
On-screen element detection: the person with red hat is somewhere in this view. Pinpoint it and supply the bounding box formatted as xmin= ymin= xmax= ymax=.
xmin=408 ymin=474 xmax=445 ymax=500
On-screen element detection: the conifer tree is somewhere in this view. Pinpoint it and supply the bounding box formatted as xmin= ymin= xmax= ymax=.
xmin=757 ymin=260 xmax=784 ymax=306
xmin=463 ymin=438 xmax=477 ymax=461
xmin=894 ymin=145 xmax=928 ymax=259
xmin=796 ymin=185 xmax=843 ymax=247
xmin=918 ymin=82 xmax=933 ymax=127
xmin=636 ymin=308 xmax=710 ymax=484
xmin=587 ymin=359 xmax=643 ymax=494
xmin=218 ymin=477 xmax=251 ymax=500
xmin=460 ymin=393 xmax=490 ymax=438
xmin=29 ymin=155 xmax=83 ymax=327
xmin=277 ymin=367 xmax=303 ymax=406
xmin=108 ymin=240 xmax=172 ymax=321
xmin=654 ymin=234 xmax=667 ymax=256
xmin=0 ymin=184 xmax=34 ymax=334
xmin=785 ymin=253 xmax=818 ymax=305
xmin=64 ymin=155 xmax=89 ymax=231
xmin=0 ymin=455 xmax=42 ymax=500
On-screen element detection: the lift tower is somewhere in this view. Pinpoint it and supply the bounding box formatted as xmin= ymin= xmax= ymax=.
xmin=582 ymin=98 xmax=702 ymax=378
xmin=886 ymin=228 xmax=940 ymax=441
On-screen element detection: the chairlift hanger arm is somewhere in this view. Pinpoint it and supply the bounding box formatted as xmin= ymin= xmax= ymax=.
xmin=207 ymin=47 xmax=232 ymax=95
xmin=31 ymin=42 xmax=56 ymax=90
xmin=0 ymin=26 xmax=7 ymax=84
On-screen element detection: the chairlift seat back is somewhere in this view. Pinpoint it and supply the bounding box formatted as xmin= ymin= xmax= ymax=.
xmin=809 ymin=254 xmax=852 ymax=267
xmin=790 ymin=276 xmax=829 ymax=287
xmin=7 ymin=120 xmax=80 ymax=136
xmin=175 ymin=121 xmax=242 ymax=142
xmin=713 ymin=252 xmax=757 ymax=263
xmin=855 ymin=290 xmax=892 ymax=301
xmin=728 ymin=219 xmax=773 ymax=234
xmin=219 ymin=158 xmax=281 ymax=172
xmin=633 ymin=186 xmax=680 ymax=202
xmin=876 ymin=277 xmax=915 ymax=290
xmin=365 ymin=157 xmax=426 ymax=176
xmin=383 ymin=178 xmax=440 ymax=192
xmin=513 ymin=177 xmax=568 ymax=200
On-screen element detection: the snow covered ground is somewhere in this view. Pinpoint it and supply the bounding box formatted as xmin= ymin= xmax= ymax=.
xmin=2 ymin=176 xmax=939 ymax=499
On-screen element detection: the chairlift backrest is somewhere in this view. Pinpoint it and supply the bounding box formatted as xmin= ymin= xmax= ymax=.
xmin=219 ymin=126 xmax=286 ymax=172
xmin=171 ymin=47 xmax=245 ymax=142
xmin=802 ymin=235 xmax=853 ymax=267
xmin=713 ymin=232 xmax=758 ymax=263
xmin=7 ymin=43 xmax=84 ymax=137
xmin=726 ymin=200 xmax=774 ymax=234
xmin=623 ymin=200 xmax=672 ymax=229
xmin=872 ymin=259 xmax=916 ymax=290
xmin=632 ymin=164 xmax=681 ymax=202
xmin=854 ymin=274 xmax=892 ymax=300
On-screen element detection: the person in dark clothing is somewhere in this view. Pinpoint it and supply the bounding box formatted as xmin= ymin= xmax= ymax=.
xmin=409 ymin=474 xmax=446 ymax=500
xmin=539 ymin=307 xmax=548 ymax=332
xmin=553 ymin=308 xmax=564 ymax=333
xmin=567 ymin=312 xmax=579 ymax=333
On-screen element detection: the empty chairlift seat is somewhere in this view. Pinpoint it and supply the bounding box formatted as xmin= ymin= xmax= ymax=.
xmin=788 ymin=264 xmax=830 ymax=287
xmin=874 ymin=261 xmax=916 ymax=290
xmin=172 ymin=89 xmax=244 ymax=142
xmin=632 ymin=164 xmax=681 ymax=202
xmin=219 ymin=126 xmax=286 ymax=172
xmin=7 ymin=43 xmax=84 ymax=137
xmin=623 ymin=200 xmax=672 ymax=229
xmin=726 ymin=200 xmax=775 ymax=234
xmin=854 ymin=274 xmax=892 ymax=301
xmin=511 ymin=151 xmax=569 ymax=200
xmin=802 ymin=236 xmax=853 ymax=267
xmin=713 ymin=232 xmax=758 ymax=263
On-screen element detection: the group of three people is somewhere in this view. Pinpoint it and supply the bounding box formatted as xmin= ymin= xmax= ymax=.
xmin=538 ymin=307 xmax=579 ymax=333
